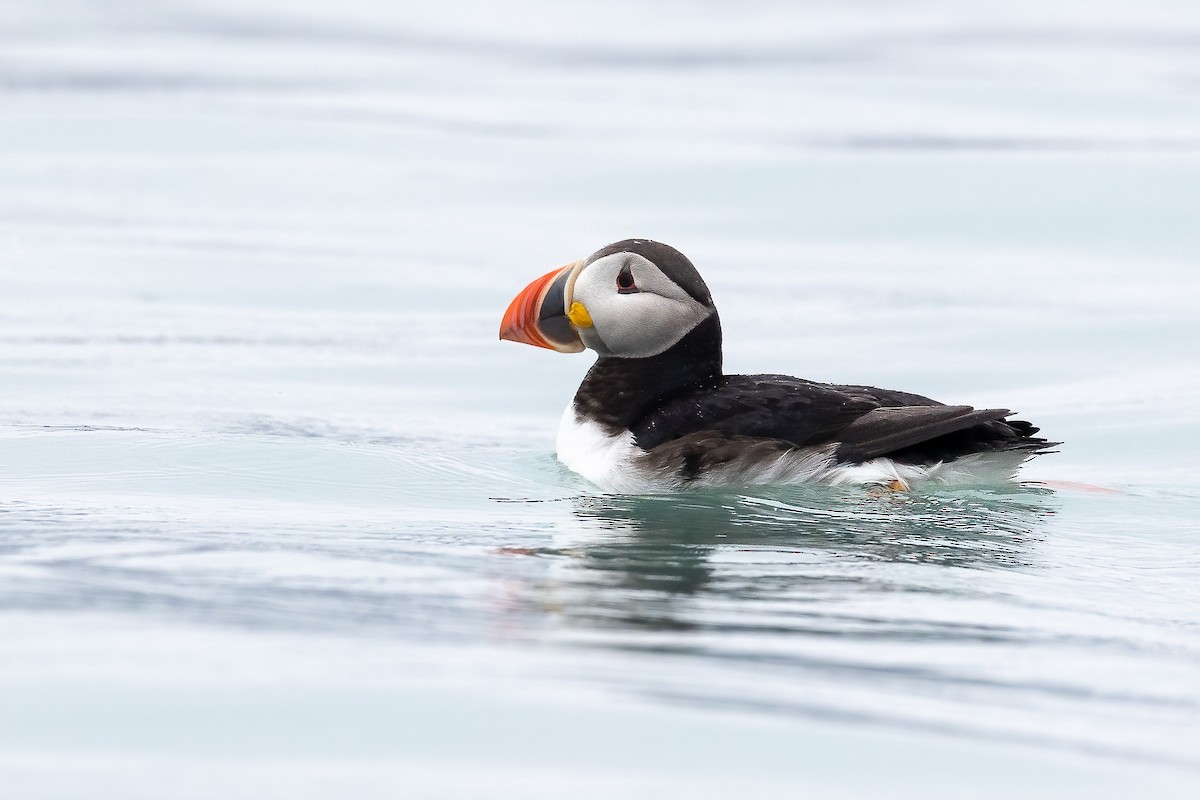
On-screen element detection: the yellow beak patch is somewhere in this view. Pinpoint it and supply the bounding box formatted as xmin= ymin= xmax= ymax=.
xmin=567 ymin=301 xmax=593 ymax=329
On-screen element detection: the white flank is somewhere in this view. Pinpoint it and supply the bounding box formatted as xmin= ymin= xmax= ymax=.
xmin=557 ymin=408 xmax=1037 ymax=493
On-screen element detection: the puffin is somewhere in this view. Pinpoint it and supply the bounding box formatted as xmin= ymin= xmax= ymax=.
xmin=499 ymin=239 xmax=1055 ymax=493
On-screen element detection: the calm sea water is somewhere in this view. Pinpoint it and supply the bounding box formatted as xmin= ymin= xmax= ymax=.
xmin=2 ymin=2 xmax=1199 ymax=797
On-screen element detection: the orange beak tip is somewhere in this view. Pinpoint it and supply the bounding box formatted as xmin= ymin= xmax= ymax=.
xmin=499 ymin=264 xmax=581 ymax=352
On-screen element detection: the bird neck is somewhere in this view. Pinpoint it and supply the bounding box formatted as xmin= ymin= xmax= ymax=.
xmin=573 ymin=314 xmax=723 ymax=433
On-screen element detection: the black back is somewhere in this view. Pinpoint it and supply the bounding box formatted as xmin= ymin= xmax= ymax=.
xmin=627 ymin=373 xmax=1051 ymax=465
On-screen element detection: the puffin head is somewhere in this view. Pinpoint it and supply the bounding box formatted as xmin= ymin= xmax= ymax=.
xmin=499 ymin=239 xmax=717 ymax=359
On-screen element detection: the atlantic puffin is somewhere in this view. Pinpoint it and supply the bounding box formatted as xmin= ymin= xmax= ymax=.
xmin=500 ymin=239 xmax=1054 ymax=493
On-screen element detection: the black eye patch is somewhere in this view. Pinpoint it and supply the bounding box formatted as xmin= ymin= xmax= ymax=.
xmin=616 ymin=265 xmax=639 ymax=294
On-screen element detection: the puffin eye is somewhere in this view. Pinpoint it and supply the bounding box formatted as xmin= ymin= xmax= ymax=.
xmin=616 ymin=265 xmax=639 ymax=294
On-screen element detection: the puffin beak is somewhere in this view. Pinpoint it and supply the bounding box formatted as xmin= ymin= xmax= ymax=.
xmin=499 ymin=261 xmax=586 ymax=353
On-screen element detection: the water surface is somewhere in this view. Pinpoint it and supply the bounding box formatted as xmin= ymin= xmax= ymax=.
xmin=2 ymin=1 xmax=1199 ymax=797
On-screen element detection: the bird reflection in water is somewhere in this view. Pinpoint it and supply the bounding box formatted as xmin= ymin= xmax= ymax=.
xmin=529 ymin=485 xmax=1057 ymax=634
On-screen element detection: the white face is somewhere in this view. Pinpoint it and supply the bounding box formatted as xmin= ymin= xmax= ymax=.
xmin=568 ymin=252 xmax=713 ymax=358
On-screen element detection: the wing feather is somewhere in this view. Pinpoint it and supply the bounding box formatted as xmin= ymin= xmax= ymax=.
xmin=832 ymin=406 xmax=1012 ymax=463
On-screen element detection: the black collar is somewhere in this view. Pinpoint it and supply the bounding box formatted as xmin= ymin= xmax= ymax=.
xmin=572 ymin=314 xmax=723 ymax=434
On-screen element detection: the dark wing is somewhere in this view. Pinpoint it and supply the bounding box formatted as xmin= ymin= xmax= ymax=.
xmin=631 ymin=374 xmax=1053 ymax=464
xmin=630 ymin=374 xmax=878 ymax=452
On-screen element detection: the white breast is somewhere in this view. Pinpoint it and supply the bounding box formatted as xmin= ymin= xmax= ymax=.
xmin=556 ymin=407 xmax=653 ymax=493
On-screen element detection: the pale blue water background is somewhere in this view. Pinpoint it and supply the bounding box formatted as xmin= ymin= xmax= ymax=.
xmin=2 ymin=1 xmax=1200 ymax=797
